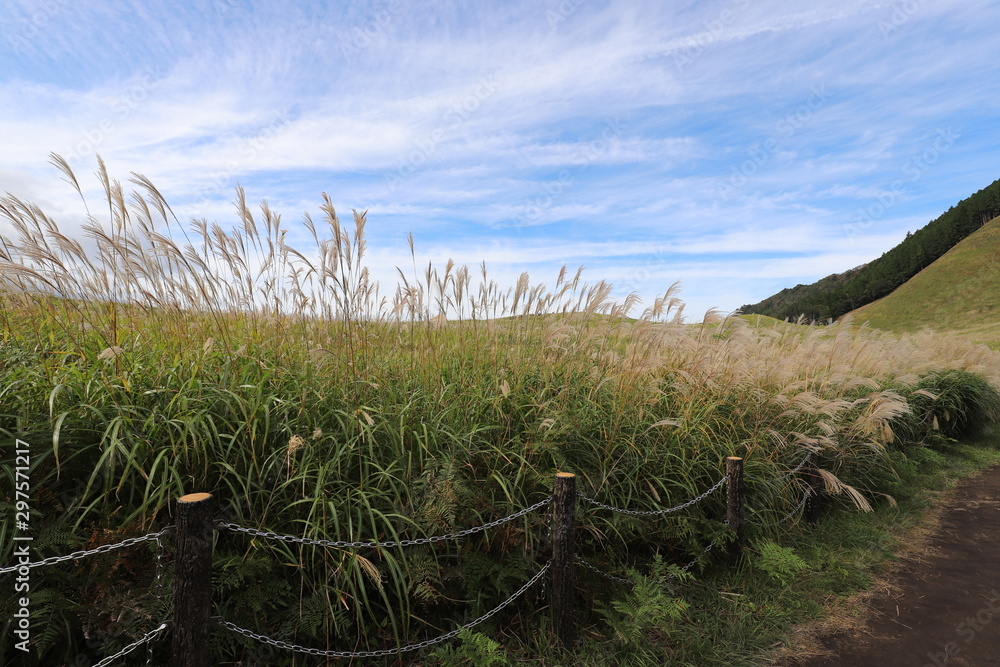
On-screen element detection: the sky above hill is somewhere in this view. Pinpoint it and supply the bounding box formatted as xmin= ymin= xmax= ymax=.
xmin=1 ymin=0 xmax=998 ymax=320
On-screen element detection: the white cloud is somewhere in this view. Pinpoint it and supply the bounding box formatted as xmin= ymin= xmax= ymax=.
xmin=1 ymin=0 xmax=998 ymax=320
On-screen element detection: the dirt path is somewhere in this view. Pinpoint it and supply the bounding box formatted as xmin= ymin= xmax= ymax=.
xmin=779 ymin=464 xmax=1000 ymax=667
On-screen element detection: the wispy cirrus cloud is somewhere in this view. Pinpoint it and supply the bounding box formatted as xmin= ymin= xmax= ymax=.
xmin=1 ymin=0 xmax=998 ymax=319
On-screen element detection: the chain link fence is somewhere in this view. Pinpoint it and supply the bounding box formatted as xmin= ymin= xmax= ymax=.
xmin=92 ymin=622 xmax=170 ymax=667
xmin=576 ymin=531 xmax=725 ymax=590
xmin=214 ymin=561 xmax=551 ymax=658
xmin=1 ymin=453 xmax=820 ymax=663
xmin=578 ymin=474 xmax=728 ymax=516
xmin=744 ymin=452 xmax=814 ymax=528
xmin=0 ymin=529 xmax=169 ymax=575
xmin=216 ymin=496 xmax=551 ymax=549
xmin=0 ymin=528 xmax=172 ymax=665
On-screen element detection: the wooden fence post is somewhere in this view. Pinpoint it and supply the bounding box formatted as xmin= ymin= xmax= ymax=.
xmin=552 ymin=472 xmax=576 ymax=651
xmin=171 ymin=492 xmax=215 ymax=667
xmin=805 ymin=455 xmax=824 ymax=524
xmin=726 ymin=457 xmax=744 ymax=564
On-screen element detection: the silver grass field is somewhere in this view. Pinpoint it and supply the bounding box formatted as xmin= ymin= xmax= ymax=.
xmin=1 ymin=158 xmax=999 ymax=663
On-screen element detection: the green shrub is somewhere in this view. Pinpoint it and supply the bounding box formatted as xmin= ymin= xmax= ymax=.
xmin=912 ymin=370 xmax=1000 ymax=439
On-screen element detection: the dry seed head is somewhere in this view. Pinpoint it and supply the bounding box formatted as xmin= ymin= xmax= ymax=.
xmin=287 ymin=434 xmax=306 ymax=455
xmin=97 ymin=346 xmax=124 ymax=361
xmin=353 ymin=553 xmax=383 ymax=589
xmin=817 ymin=468 xmax=873 ymax=512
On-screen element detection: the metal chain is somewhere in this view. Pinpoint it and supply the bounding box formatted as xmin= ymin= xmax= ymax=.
xmin=149 ymin=532 xmax=168 ymax=666
xmin=575 ymin=555 xmax=635 ymax=587
xmin=217 ymin=497 xmax=551 ymax=549
xmin=577 ymin=532 xmax=722 ymax=589
xmin=746 ymin=491 xmax=810 ymax=528
xmin=742 ymin=454 xmax=811 ymax=527
xmin=0 ymin=530 xmax=169 ymax=575
xmin=215 ymin=561 xmax=551 ymax=658
xmin=93 ymin=622 xmax=169 ymax=667
xmin=777 ymin=492 xmax=810 ymax=525
xmin=782 ymin=453 xmax=812 ymax=479
xmin=578 ymin=475 xmax=728 ymax=516
xmin=671 ymin=537 xmax=719 ymax=578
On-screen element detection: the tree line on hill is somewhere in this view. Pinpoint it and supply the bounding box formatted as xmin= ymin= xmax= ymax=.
xmin=740 ymin=178 xmax=1000 ymax=322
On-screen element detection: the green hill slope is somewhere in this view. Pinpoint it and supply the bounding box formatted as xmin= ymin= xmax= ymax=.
xmin=740 ymin=178 xmax=1000 ymax=321
xmin=849 ymin=215 xmax=1000 ymax=348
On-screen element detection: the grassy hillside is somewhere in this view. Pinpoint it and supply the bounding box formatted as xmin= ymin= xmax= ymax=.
xmin=850 ymin=215 xmax=1000 ymax=349
xmin=738 ymin=266 xmax=866 ymax=323
xmin=740 ymin=178 xmax=1000 ymax=322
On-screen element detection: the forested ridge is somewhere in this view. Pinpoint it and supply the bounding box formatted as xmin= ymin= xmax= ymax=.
xmin=740 ymin=178 xmax=1000 ymax=322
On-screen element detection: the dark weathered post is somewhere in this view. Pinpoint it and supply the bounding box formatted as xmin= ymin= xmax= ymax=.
xmin=726 ymin=457 xmax=744 ymax=564
xmin=171 ymin=492 xmax=215 ymax=667
xmin=805 ymin=455 xmax=824 ymax=524
xmin=551 ymin=472 xmax=576 ymax=651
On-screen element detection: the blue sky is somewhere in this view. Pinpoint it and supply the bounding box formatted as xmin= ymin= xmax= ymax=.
xmin=1 ymin=0 xmax=998 ymax=320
